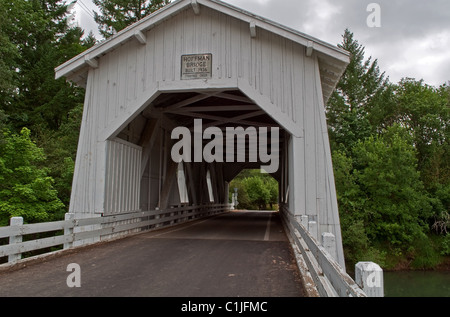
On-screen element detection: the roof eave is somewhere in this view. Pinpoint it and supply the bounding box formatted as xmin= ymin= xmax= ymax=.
xmin=55 ymin=0 xmax=350 ymax=83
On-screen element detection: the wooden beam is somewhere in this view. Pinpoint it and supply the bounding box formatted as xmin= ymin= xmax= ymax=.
xmin=214 ymin=92 xmax=251 ymax=103
xmin=206 ymin=110 xmax=265 ymax=127
xmin=191 ymin=0 xmax=200 ymax=15
xmin=171 ymin=105 xmax=259 ymax=113
xmin=250 ymin=21 xmax=256 ymax=38
xmin=138 ymin=118 xmax=158 ymax=147
xmin=164 ymin=92 xmax=219 ymax=111
xmin=140 ymin=118 xmax=160 ymax=177
xmin=84 ymin=54 xmax=98 ymax=69
xmin=306 ymin=40 xmax=314 ymax=57
xmin=184 ymin=162 xmax=198 ymax=205
xmin=134 ymin=30 xmax=147 ymax=45
xmin=179 ymin=110 xmax=265 ymax=125
xmin=158 ymin=159 xmax=178 ymax=210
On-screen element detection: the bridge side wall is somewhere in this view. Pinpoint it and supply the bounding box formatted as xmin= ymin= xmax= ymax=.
xmin=68 ymin=5 xmax=344 ymax=265
xmin=283 ymin=57 xmax=344 ymax=267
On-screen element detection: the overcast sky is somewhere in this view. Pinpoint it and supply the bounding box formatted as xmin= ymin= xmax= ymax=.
xmin=73 ymin=0 xmax=450 ymax=87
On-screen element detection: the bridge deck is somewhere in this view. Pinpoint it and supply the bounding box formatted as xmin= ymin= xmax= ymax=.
xmin=0 ymin=211 xmax=305 ymax=297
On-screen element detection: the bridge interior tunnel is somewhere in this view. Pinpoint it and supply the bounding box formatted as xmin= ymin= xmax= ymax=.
xmin=110 ymin=89 xmax=289 ymax=213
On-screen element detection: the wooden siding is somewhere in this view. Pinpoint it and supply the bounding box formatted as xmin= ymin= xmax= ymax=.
xmin=104 ymin=138 xmax=142 ymax=214
xmin=87 ymin=6 xmax=314 ymax=142
xmin=68 ymin=4 xmax=344 ymax=266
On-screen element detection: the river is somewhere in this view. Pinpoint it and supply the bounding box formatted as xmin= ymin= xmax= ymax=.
xmin=384 ymin=271 xmax=450 ymax=297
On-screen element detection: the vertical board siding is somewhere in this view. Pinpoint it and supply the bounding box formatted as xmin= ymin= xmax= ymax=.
xmin=104 ymin=139 xmax=142 ymax=215
xmin=90 ymin=7 xmax=308 ymax=142
xmin=70 ymin=6 xmax=336 ymax=223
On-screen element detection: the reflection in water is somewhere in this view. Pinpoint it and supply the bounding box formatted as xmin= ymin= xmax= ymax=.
xmin=384 ymin=271 xmax=450 ymax=297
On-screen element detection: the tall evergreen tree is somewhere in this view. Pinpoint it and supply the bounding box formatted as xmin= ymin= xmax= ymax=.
xmin=93 ymin=0 xmax=171 ymax=39
xmin=326 ymin=29 xmax=394 ymax=152
xmin=0 ymin=0 xmax=89 ymax=131
xmin=0 ymin=1 xmax=19 ymax=109
xmin=0 ymin=0 xmax=97 ymax=216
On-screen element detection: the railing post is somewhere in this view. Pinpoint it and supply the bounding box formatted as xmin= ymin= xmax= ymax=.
xmin=8 ymin=216 xmax=23 ymax=263
xmin=308 ymin=220 xmax=318 ymax=241
xmin=300 ymin=215 xmax=308 ymax=228
xmin=321 ymin=232 xmax=337 ymax=261
xmin=64 ymin=213 xmax=74 ymax=250
xmin=355 ymin=262 xmax=384 ymax=297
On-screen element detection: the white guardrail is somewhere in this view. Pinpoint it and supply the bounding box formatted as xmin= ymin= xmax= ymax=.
xmin=280 ymin=206 xmax=383 ymax=297
xmin=0 ymin=204 xmax=230 ymax=265
xmin=1 ymin=204 xmax=383 ymax=297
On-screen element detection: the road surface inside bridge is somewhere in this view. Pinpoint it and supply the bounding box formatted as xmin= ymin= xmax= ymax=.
xmin=0 ymin=211 xmax=305 ymax=297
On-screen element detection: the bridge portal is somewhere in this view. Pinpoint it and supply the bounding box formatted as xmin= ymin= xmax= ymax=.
xmin=55 ymin=0 xmax=350 ymax=268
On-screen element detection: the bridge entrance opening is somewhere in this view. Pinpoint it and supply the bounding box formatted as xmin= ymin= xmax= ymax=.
xmin=228 ymin=169 xmax=279 ymax=212
xmin=110 ymin=89 xmax=288 ymax=213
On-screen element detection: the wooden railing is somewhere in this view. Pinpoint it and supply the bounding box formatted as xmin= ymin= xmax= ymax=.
xmin=280 ymin=206 xmax=379 ymax=297
xmin=0 ymin=204 xmax=230 ymax=265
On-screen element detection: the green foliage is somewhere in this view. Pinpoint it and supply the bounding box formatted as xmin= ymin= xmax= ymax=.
xmin=409 ymin=234 xmax=442 ymax=269
xmin=352 ymin=127 xmax=432 ymax=246
xmin=1 ymin=0 xmax=88 ymax=130
xmin=441 ymin=234 xmax=450 ymax=256
xmin=0 ymin=0 xmax=94 ymax=221
xmin=0 ymin=128 xmax=65 ymax=225
xmin=229 ymin=170 xmax=278 ymax=210
xmin=394 ymin=79 xmax=449 ymax=173
xmin=93 ymin=0 xmax=171 ymax=38
xmin=36 ymin=104 xmax=82 ymax=208
xmin=326 ymin=29 xmax=393 ymax=153
xmin=0 ymin=1 xmax=19 ymax=108
xmin=330 ymin=29 xmax=449 ymax=269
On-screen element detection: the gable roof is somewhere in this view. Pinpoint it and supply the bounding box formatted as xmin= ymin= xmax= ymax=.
xmin=55 ymin=0 xmax=349 ymax=101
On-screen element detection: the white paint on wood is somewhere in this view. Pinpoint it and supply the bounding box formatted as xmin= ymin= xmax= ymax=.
xmin=104 ymin=138 xmax=142 ymax=215
xmin=249 ymin=21 xmax=256 ymax=38
xmin=191 ymin=0 xmax=200 ymax=15
xmin=84 ymin=54 xmax=98 ymax=68
xmin=355 ymin=262 xmax=384 ymax=297
xmin=306 ymin=40 xmax=314 ymax=57
xmin=134 ymin=30 xmax=147 ymax=44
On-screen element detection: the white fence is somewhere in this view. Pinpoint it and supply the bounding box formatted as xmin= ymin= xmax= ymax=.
xmin=1 ymin=204 xmax=383 ymax=297
xmin=280 ymin=206 xmax=383 ymax=297
xmin=0 ymin=204 xmax=229 ymax=264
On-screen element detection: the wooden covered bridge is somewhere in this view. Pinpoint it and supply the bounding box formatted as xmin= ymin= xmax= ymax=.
xmin=0 ymin=0 xmax=383 ymax=297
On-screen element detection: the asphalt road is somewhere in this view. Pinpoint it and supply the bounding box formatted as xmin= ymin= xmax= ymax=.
xmin=0 ymin=211 xmax=305 ymax=297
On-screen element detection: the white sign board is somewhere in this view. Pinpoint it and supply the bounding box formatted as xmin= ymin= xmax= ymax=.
xmin=181 ymin=54 xmax=212 ymax=80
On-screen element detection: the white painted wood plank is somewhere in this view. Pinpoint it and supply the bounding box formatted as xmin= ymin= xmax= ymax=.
xmin=303 ymin=56 xmax=317 ymax=216
xmin=0 ymin=235 xmax=74 ymax=257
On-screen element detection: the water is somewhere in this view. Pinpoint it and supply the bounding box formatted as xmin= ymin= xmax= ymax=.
xmin=384 ymin=271 xmax=450 ymax=297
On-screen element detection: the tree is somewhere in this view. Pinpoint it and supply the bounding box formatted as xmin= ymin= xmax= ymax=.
xmin=1 ymin=0 xmax=89 ymax=131
xmin=36 ymin=104 xmax=83 ymax=208
xmin=0 ymin=1 xmax=19 ymax=109
xmin=229 ymin=169 xmax=278 ymax=210
xmin=0 ymin=128 xmax=65 ymax=225
xmin=93 ymin=0 xmax=171 ymax=38
xmin=394 ymin=79 xmax=449 ymax=180
xmin=0 ymin=0 xmax=97 ymax=215
xmin=352 ymin=126 xmax=432 ymax=247
xmin=392 ymin=79 xmax=450 ymax=236
xmin=326 ymin=29 xmax=394 ymax=153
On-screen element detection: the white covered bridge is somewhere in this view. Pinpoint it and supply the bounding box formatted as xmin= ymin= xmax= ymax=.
xmin=1 ymin=0 xmax=384 ymax=296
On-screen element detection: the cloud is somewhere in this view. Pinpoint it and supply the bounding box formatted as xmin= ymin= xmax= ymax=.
xmin=226 ymin=0 xmax=450 ymax=86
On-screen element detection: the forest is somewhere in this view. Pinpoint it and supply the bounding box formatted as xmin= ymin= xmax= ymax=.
xmin=0 ymin=0 xmax=448 ymax=270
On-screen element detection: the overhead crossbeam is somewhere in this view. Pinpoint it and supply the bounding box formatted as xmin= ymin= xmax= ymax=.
xmin=164 ymin=92 xmax=220 ymax=111
xmin=170 ymin=105 xmax=260 ymax=113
